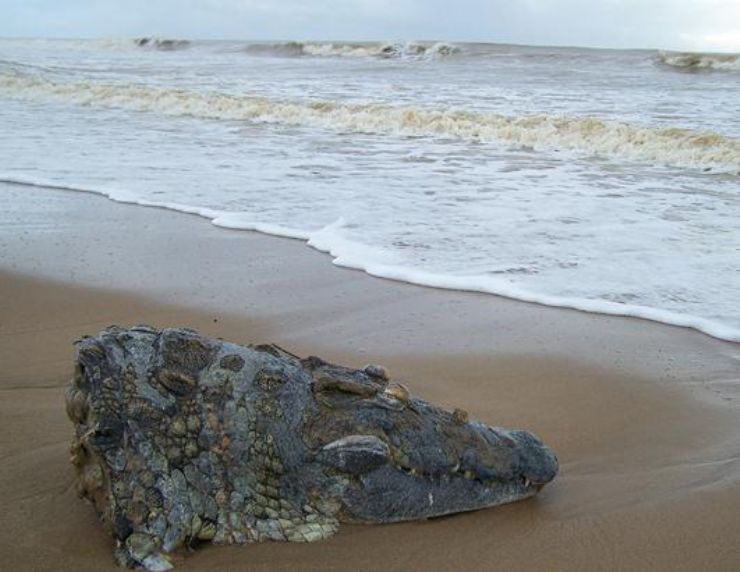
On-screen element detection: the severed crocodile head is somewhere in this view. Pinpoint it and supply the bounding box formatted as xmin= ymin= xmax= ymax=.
xmin=66 ymin=326 xmax=557 ymax=570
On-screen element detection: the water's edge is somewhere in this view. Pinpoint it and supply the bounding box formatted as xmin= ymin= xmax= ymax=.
xmin=4 ymin=174 xmax=738 ymax=343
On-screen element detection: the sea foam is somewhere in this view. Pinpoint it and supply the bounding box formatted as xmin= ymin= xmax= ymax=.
xmin=242 ymin=40 xmax=459 ymax=59
xmin=657 ymin=50 xmax=740 ymax=72
xmin=1 ymin=70 xmax=738 ymax=173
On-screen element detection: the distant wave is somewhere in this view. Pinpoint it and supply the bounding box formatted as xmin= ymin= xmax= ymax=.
xmin=241 ymin=41 xmax=459 ymax=59
xmin=657 ymin=50 xmax=739 ymax=72
xmin=134 ymin=37 xmax=191 ymax=51
xmin=1 ymin=70 xmax=738 ymax=173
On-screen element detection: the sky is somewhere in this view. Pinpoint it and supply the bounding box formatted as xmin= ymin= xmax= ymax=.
xmin=2 ymin=0 xmax=739 ymax=52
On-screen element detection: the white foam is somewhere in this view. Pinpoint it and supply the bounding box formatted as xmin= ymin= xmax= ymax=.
xmin=657 ymin=50 xmax=740 ymax=72
xmin=2 ymin=174 xmax=738 ymax=343
xmin=1 ymin=71 xmax=738 ymax=173
xmin=212 ymin=212 xmax=313 ymax=241
xmin=244 ymin=40 xmax=460 ymax=59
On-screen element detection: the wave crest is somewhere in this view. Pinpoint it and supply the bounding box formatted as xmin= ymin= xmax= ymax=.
xmin=1 ymin=70 xmax=738 ymax=172
xmin=134 ymin=38 xmax=191 ymax=51
xmin=657 ymin=50 xmax=739 ymax=72
xmin=243 ymin=41 xmax=459 ymax=59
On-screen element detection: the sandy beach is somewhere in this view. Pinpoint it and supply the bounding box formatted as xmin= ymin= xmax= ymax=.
xmin=0 ymin=182 xmax=738 ymax=570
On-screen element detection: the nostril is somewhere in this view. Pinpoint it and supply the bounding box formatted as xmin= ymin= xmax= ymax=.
xmin=509 ymin=430 xmax=559 ymax=486
xmin=524 ymin=456 xmax=558 ymax=486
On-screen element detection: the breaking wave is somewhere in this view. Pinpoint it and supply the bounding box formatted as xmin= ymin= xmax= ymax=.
xmin=1 ymin=70 xmax=738 ymax=172
xmin=241 ymin=41 xmax=459 ymax=59
xmin=134 ymin=37 xmax=192 ymax=51
xmin=657 ymin=50 xmax=740 ymax=72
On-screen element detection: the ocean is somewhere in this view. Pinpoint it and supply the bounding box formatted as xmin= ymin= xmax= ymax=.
xmin=0 ymin=38 xmax=738 ymax=341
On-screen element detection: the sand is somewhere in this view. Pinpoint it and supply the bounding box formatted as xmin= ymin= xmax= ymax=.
xmin=0 ymin=182 xmax=738 ymax=570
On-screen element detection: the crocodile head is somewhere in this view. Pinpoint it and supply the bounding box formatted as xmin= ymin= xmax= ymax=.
xmin=67 ymin=327 xmax=557 ymax=569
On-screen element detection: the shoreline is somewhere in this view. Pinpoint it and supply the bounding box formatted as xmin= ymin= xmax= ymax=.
xmin=1 ymin=183 xmax=739 ymax=570
xmin=2 ymin=176 xmax=738 ymax=343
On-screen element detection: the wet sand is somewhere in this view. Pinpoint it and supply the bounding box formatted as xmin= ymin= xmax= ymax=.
xmin=0 ymin=183 xmax=738 ymax=570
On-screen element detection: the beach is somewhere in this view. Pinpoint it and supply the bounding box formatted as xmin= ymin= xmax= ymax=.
xmin=1 ymin=183 xmax=738 ymax=570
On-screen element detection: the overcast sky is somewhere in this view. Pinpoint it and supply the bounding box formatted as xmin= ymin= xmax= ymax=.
xmin=2 ymin=0 xmax=739 ymax=52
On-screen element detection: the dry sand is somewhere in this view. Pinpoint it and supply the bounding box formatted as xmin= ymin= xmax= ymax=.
xmin=0 ymin=183 xmax=738 ymax=570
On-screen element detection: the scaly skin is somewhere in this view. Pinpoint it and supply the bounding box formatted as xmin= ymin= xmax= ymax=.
xmin=66 ymin=326 xmax=558 ymax=570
